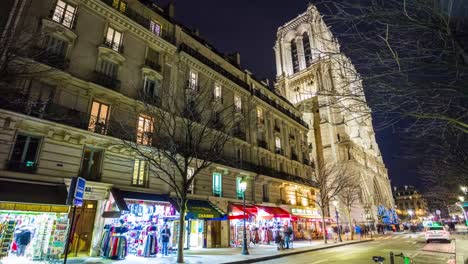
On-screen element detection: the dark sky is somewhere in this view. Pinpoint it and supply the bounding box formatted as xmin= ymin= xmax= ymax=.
xmin=156 ymin=0 xmax=416 ymax=188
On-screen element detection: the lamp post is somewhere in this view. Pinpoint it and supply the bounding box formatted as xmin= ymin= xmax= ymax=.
xmin=239 ymin=177 xmax=249 ymax=255
xmin=461 ymin=186 xmax=467 ymax=194
xmin=407 ymin=209 xmax=414 ymax=222
xmin=332 ymin=200 xmax=342 ymax=242
xmin=459 ymin=196 xmax=465 ymax=202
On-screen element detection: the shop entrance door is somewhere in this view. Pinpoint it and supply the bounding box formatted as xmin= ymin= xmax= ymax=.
xmin=70 ymin=200 xmax=97 ymax=256
xmin=210 ymin=221 xmax=221 ymax=248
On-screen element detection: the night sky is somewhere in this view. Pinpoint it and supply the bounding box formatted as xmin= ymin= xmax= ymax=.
xmin=157 ymin=0 xmax=417 ymax=188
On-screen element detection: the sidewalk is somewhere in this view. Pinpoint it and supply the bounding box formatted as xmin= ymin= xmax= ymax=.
xmin=70 ymin=239 xmax=372 ymax=264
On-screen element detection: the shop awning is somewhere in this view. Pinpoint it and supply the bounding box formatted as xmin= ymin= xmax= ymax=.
xmin=185 ymin=199 xmax=225 ymax=220
xmin=256 ymin=205 xmax=291 ymax=219
xmin=110 ymin=188 xmax=129 ymax=211
xmin=229 ymin=203 xmax=258 ymax=219
xmin=119 ymin=190 xmax=170 ymax=203
xmin=0 ymin=179 xmax=68 ymax=205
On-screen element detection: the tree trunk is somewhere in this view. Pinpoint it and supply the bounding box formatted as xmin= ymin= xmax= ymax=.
xmin=177 ymin=205 xmax=186 ymax=263
xmin=321 ymin=209 xmax=327 ymax=244
xmin=345 ymin=208 xmax=353 ymax=240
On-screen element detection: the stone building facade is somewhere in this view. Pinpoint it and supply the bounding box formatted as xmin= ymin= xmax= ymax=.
xmin=394 ymin=186 xmax=429 ymax=220
xmin=274 ymin=5 xmax=395 ymax=225
xmin=0 ymin=0 xmax=320 ymax=259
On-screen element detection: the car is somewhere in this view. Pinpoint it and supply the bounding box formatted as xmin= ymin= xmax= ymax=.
xmin=425 ymin=226 xmax=450 ymax=243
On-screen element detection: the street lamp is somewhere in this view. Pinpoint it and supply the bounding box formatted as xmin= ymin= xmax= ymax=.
xmin=407 ymin=210 xmax=414 ymax=221
xmin=461 ymin=186 xmax=467 ymax=194
xmin=459 ymin=196 xmax=465 ymax=202
xmin=332 ymin=200 xmax=342 ymax=242
xmin=239 ymin=177 xmax=249 ymax=255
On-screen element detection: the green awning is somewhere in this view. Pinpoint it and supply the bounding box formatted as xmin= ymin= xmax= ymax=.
xmin=186 ymin=199 xmax=224 ymax=219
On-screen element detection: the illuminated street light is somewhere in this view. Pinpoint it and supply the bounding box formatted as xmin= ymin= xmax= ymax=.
xmin=332 ymin=200 xmax=342 ymax=242
xmin=459 ymin=196 xmax=465 ymax=202
xmin=461 ymin=186 xmax=468 ymax=194
xmin=239 ymin=177 xmax=249 ymax=255
xmin=407 ymin=210 xmax=414 ymax=221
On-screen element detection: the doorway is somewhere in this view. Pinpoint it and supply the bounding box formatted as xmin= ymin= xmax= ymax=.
xmin=69 ymin=200 xmax=97 ymax=256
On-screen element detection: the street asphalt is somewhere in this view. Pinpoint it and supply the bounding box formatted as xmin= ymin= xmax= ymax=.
xmin=256 ymin=232 xmax=456 ymax=264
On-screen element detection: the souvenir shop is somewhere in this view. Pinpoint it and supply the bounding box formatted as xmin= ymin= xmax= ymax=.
xmin=99 ymin=190 xmax=177 ymax=260
xmin=0 ymin=180 xmax=70 ymax=262
xmin=99 ymin=189 xmax=227 ymax=260
xmin=289 ymin=207 xmax=331 ymax=240
xmin=229 ymin=204 xmax=292 ymax=247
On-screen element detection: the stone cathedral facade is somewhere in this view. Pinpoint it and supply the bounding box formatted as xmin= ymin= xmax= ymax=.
xmin=274 ymin=5 xmax=395 ymax=224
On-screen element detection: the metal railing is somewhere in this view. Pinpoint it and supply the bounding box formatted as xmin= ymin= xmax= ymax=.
xmin=144 ymin=59 xmax=162 ymax=72
xmin=92 ymin=71 xmax=121 ymax=91
xmin=102 ymin=38 xmax=124 ymax=53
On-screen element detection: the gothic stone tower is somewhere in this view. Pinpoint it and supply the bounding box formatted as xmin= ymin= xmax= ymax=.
xmin=274 ymin=5 xmax=395 ymax=225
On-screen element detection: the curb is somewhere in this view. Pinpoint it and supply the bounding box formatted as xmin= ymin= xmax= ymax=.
xmin=222 ymin=239 xmax=374 ymax=264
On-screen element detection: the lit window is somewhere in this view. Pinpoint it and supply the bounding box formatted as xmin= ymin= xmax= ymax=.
xmin=187 ymin=167 xmax=195 ymax=193
xmin=214 ymin=83 xmax=222 ymax=101
xmin=132 ymin=159 xmax=148 ymax=186
xmin=236 ymin=177 xmax=244 ymax=200
xmin=212 ymin=172 xmax=222 ymax=197
xmin=137 ymin=114 xmax=153 ymax=145
xmin=112 ymin=0 xmax=127 ymax=13
xmin=52 ymin=0 xmax=76 ymax=28
xmin=149 ymin=20 xmax=162 ymax=36
xmin=189 ymin=70 xmax=198 ymax=90
xmin=256 ymin=107 xmax=264 ymax=123
xmin=105 ymin=27 xmax=123 ymax=52
xmin=275 ymin=137 xmax=281 ymax=149
xmin=10 ymin=134 xmax=41 ymax=169
xmin=88 ymin=101 xmax=109 ymax=134
xmin=234 ymin=94 xmax=242 ymax=112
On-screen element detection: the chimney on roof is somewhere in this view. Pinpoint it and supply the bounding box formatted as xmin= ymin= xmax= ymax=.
xmin=227 ymin=52 xmax=241 ymax=66
xmin=167 ymin=2 xmax=175 ymax=18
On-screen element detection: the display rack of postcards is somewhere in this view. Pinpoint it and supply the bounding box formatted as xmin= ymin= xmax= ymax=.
xmin=0 ymin=220 xmax=16 ymax=257
xmin=235 ymin=223 xmax=250 ymax=248
xmin=32 ymin=215 xmax=53 ymax=260
xmin=47 ymin=216 xmax=68 ymax=259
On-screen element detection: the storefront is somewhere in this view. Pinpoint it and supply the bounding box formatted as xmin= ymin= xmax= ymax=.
xmin=100 ymin=189 xmax=177 ymax=260
xmin=0 ymin=179 xmax=70 ymax=263
xmin=228 ymin=204 xmax=291 ymax=247
xmin=290 ymin=207 xmax=330 ymax=240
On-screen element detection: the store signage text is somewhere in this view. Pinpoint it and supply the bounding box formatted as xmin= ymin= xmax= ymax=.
xmin=292 ymin=208 xmax=321 ymax=217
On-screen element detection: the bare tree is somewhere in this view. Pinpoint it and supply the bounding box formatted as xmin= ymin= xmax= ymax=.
xmin=107 ymin=78 xmax=239 ymax=263
xmin=338 ymin=173 xmax=361 ymax=240
xmin=312 ymin=160 xmax=356 ymax=244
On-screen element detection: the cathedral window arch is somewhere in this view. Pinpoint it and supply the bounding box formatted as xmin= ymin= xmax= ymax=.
xmin=303 ymin=32 xmax=313 ymax=67
xmin=290 ymin=39 xmax=300 ymax=73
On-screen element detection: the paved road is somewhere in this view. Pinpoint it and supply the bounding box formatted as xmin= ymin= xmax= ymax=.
xmin=256 ymin=233 xmax=456 ymax=264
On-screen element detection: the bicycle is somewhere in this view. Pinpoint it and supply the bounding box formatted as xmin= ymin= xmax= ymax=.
xmin=372 ymin=252 xmax=413 ymax=264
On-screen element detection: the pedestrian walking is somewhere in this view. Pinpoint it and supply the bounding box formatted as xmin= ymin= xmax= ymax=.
xmin=160 ymin=223 xmax=171 ymax=256
xmin=355 ymin=225 xmax=362 ymax=240
xmin=283 ymin=224 xmax=293 ymax=249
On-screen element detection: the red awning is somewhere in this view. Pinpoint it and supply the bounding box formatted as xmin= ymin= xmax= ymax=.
xmin=229 ymin=203 xmax=258 ymax=219
xmin=256 ymin=206 xmax=291 ymax=219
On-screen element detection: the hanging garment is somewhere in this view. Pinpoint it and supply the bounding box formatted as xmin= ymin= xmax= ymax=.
xmin=141 ymin=232 xmax=158 ymax=257
xmin=108 ymin=235 xmax=127 ymax=260
xmin=99 ymin=229 xmax=111 ymax=257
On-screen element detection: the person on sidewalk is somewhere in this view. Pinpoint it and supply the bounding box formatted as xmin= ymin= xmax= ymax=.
xmin=355 ymin=225 xmax=362 ymax=240
xmin=283 ymin=224 xmax=293 ymax=249
xmin=160 ymin=224 xmax=171 ymax=256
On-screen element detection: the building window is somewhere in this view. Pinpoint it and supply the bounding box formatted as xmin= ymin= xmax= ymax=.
xmin=262 ymin=184 xmax=269 ymax=202
xmin=143 ymin=76 xmax=160 ymax=99
xmin=44 ymin=36 xmax=67 ymax=57
xmin=52 ymin=0 xmax=76 ymax=28
xmin=105 ymin=26 xmax=123 ymax=52
xmin=275 ymin=136 xmax=282 ymax=153
xmin=189 ymin=69 xmax=198 ymax=91
xmin=212 ymin=172 xmax=222 ymax=197
xmin=9 ymin=134 xmax=41 ymax=170
xmin=132 ymin=159 xmax=148 ymax=186
xmin=234 ymin=94 xmax=242 ymax=112
xmin=214 ymin=83 xmax=222 ymax=102
xmin=99 ymin=59 xmax=118 ymax=78
xmin=236 ymin=177 xmax=244 ymax=200
xmin=88 ymin=101 xmax=110 ymax=134
xmin=187 ymin=167 xmax=195 ymax=193
xmin=80 ymin=146 xmax=104 ymax=181
xmin=291 ymin=39 xmax=299 ymax=73
xmin=146 ymin=48 xmax=161 ymax=71
xmin=149 ymin=20 xmax=162 ymax=36
xmin=137 ymin=114 xmax=153 ymax=145
xmin=256 ymin=107 xmax=264 ymax=123
xmin=303 ymin=32 xmax=313 ymax=67
xmin=112 ymin=0 xmax=127 ymax=13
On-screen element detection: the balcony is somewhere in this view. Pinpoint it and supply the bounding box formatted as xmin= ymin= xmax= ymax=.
xmin=102 ymin=39 xmax=124 ymax=53
xmin=30 ymin=48 xmax=70 ymax=70
xmin=257 ymin=140 xmax=268 ymax=149
xmin=144 ymin=59 xmax=162 ymax=72
xmin=100 ymin=0 xmax=174 ymax=44
xmin=92 ymin=71 xmax=121 ymax=91
xmin=275 ymin=147 xmax=284 ymax=155
xmin=137 ymin=89 xmax=161 ymax=107
xmin=6 ymin=160 xmax=37 ymax=173
xmin=233 ymin=128 xmax=246 ymax=141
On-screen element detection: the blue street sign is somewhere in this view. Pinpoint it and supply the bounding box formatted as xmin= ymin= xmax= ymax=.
xmin=74 ymin=177 xmax=86 ymax=201
xmin=67 ymin=177 xmax=87 ymax=207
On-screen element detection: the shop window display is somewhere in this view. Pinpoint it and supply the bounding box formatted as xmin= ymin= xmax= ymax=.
xmin=0 ymin=211 xmax=68 ymax=262
xmin=100 ymin=200 xmax=178 ymax=260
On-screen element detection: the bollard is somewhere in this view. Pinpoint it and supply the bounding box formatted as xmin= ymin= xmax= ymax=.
xmin=390 ymin=252 xmax=395 ymax=264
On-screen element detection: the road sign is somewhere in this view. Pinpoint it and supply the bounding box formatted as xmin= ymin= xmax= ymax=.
xmin=67 ymin=177 xmax=87 ymax=207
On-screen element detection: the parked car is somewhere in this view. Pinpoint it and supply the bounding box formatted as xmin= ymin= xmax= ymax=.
xmin=425 ymin=226 xmax=450 ymax=243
